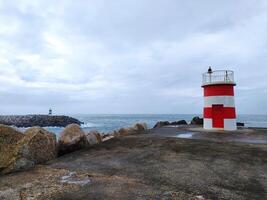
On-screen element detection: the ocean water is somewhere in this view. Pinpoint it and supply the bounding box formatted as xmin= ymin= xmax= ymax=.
xmin=42 ymin=114 xmax=267 ymax=136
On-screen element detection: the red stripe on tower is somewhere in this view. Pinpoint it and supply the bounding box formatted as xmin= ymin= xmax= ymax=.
xmin=204 ymin=84 xmax=234 ymax=96
xmin=202 ymin=67 xmax=237 ymax=130
xmin=203 ymin=107 xmax=236 ymax=119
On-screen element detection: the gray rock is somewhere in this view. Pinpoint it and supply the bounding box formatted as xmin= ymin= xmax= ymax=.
xmin=190 ymin=116 xmax=204 ymax=125
xmin=237 ymin=122 xmax=245 ymax=127
xmin=86 ymin=131 xmax=101 ymax=146
xmin=153 ymin=121 xmax=170 ymax=128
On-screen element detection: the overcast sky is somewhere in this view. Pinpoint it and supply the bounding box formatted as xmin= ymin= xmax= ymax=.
xmin=0 ymin=0 xmax=267 ymax=115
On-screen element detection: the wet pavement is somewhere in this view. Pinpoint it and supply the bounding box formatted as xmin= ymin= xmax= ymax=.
xmin=150 ymin=126 xmax=267 ymax=144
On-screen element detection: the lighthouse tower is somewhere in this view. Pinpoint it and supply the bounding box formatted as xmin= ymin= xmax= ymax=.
xmin=202 ymin=67 xmax=237 ymax=130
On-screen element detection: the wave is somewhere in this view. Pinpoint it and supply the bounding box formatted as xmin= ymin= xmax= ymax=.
xmin=81 ymin=122 xmax=102 ymax=128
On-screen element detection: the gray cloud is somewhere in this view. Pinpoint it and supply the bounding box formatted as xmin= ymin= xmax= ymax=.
xmin=0 ymin=0 xmax=266 ymax=114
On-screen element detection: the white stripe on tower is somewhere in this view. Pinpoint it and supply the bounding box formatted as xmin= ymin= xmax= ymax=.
xmin=203 ymin=118 xmax=212 ymax=129
xmin=224 ymin=119 xmax=237 ymax=130
xmin=204 ymin=96 xmax=235 ymax=107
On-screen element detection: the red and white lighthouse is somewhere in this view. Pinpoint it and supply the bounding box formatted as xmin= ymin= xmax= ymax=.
xmin=202 ymin=67 xmax=237 ymax=130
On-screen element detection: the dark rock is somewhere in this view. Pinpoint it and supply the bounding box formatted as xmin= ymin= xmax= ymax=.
xmin=0 ymin=115 xmax=83 ymax=128
xmin=153 ymin=120 xmax=188 ymax=128
xmin=153 ymin=121 xmax=170 ymax=128
xmin=170 ymin=120 xmax=188 ymax=125
xmin=237 ymin=122 xmax=245 ymax=127
xmin=58 ymin=124 xmax=88 ymax=156
xmin=190 ymin=116 xmax=203 ymax=125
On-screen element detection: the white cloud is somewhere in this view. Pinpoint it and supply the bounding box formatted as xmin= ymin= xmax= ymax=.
xmin=0 ymin=0 xmax=266 ymax=114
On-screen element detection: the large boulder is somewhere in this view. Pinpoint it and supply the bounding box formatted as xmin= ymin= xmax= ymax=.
xmin=0 ymin=151 xmax=35 ymax=175
xmin=19 ymin=127 xmax=57 ymax=163
xmin=0 ymin=125 xmax=27 ymax=175
xmin=0 ymin=127 xmax=57 ymax=175
xmin=0 ymin=124 xmax=24 ymax=145
xmin=58 ymin=124 xmax=88 ymax=156
xmin=86 ymin=131 xmax=102 ymax=145
xmin=190 ymin=116 xmax=203 ymax=125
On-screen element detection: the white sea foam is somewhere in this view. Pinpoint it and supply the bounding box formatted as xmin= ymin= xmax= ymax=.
xmin=81 ymin=122 xmax=101 ymax=128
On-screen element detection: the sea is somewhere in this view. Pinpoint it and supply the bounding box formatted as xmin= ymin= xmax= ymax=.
xmin=39 ymin=114 xmax=267 ymax=136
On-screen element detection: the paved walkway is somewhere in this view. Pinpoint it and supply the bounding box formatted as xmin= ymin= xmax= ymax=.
xmin=149 ymin=126 xmax=267 ymax=144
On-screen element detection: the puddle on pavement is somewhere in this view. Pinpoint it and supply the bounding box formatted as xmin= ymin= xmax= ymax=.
xmin=174 ymin=131 xmax=267 ymax=144
xmin=175 ymin=132 xmax=195 ymax=139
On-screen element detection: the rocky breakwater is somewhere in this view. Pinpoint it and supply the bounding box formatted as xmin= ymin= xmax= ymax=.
xmin=0 ymin=115 xmax=83 ymax=127
xmin=1 ymin=122 xmax=148 ymax=175
xmin=58 ymin=123 xmax=148 ymax=156
xmin=153 ymin=120 xmax=188 ymax=128
xmin=153 ymin=116 xmax=245 ymax=128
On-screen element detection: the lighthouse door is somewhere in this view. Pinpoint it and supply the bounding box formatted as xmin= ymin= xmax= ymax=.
xmin=212 ymin=104 xmax=224 ymax=128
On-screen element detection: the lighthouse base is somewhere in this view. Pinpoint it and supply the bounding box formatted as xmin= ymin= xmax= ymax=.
xmin=204 ymin=118 xmax=237 ymax=131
